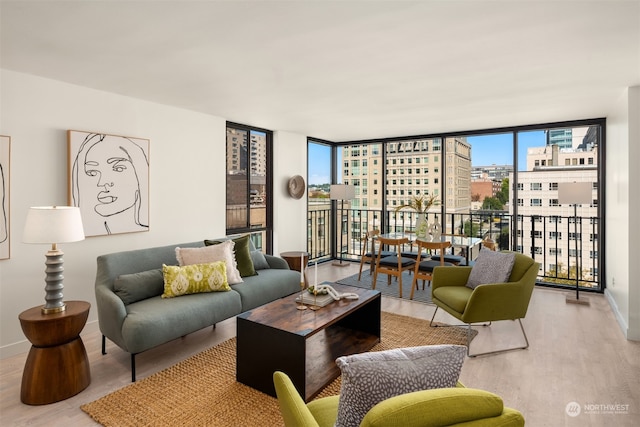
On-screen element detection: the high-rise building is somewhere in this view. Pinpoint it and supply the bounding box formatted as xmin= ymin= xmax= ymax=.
xmin=341 ymin=137 xmax=472 ymax=215
xmin=512 ymin=126 xmax=599 ymax=284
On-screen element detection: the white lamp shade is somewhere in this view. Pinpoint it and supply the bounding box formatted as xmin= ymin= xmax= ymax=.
xmin=23 ymin=206 xmax=85 ymax=244
xmin=557 ymin=182 xmax=592 ymax=205
xmin=330 ymin=184 xmax=356 ymax=201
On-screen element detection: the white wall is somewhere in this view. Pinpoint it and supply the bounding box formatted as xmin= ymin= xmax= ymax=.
xmin=273 ymin=131 xmax=308 ymax=255
xmin=0 ymin=70 xmax=308 ymax=356
xmin=605 ymin=86 xmax=640 ymax=340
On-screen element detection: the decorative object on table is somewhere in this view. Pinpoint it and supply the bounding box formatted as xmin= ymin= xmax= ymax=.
xmin=19 ymin=300 xmax=91 ymax=405
xmin=297 ymin=252 xmax=307 ymax=310
xmin=330 ymin=184 xmax=356 ymax=266
xmin=308 ymin=261 xmax=321 ymax=310
xmin=296 ymin=290 xmax=335 ymax=308
xmin=68 ymin=130 xmax=149 ymax=237
xmin=23 ymin=206 xmax=85 ymax=314
xmin=558 ymin=181 xmax=592 ymax=306
xmin=394 ymin=194 xmax=439 ymax=239
xmin=0 ymin=135 xmax=10 ymax=259
xmin=428 ymin=221 xmax=442 ymax=241
xmin=287 ymin=175 xmax=306 ymax=199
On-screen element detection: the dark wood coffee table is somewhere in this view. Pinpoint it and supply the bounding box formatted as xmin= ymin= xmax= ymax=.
xmin=236 ymin=283 xmax=381 ymax=401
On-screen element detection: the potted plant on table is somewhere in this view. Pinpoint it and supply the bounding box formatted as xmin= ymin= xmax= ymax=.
xmin=394 ymin=194 xmax=439 ymax=239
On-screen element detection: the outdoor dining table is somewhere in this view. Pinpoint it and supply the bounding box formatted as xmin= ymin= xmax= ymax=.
xmin=378 ymin=232 xmax=483 ymax=265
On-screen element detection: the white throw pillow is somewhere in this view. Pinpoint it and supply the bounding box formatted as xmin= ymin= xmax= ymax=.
xmin=175 ymin=241 xmax=243 ymax=284
xmin=466 ymin=250 xmax=516 ymax=289
xmin=334 ymin=345 xmax=467 ymax=427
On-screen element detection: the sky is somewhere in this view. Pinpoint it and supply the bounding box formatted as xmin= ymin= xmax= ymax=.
xmin=307 ymin=130 xmax=547 ymax=185
xmin=468 ymin=130 xmax=545 ymax=170
xmin=308 ymin=143 xmax=332 ymax=185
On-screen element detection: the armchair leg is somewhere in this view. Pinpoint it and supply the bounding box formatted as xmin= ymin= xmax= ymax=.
xmin=429 ymin=306 xmax=439 ymax=326
xmin=431 ymin=306 xmax=529 ymax=357
xmin=430 ymin=306 xmax=492 ymax=329
xmin=467 ymin=319 xmax=529 ymax=357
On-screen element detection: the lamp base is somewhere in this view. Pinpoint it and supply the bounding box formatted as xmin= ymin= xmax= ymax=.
xmin=331 ymin=260 xmax=350 ymax=267
xmin=42 ymin=304 xmax=66 ymax=315
xmin=566 ymin=295 xmax=590 ymax=306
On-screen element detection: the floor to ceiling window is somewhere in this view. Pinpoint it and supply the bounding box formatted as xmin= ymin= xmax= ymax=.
xmin=307 ymin=140 xmax=332 ymax=259
xmin=225 ymin=122 xmax=272 ymax=252
xmin=327 ymin=118 xmax=604 ymax=292
xmin=514 ymin=124 xmax=601 ymax=289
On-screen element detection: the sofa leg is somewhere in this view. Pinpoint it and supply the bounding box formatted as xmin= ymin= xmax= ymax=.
xmin=102 ymin=335 xmax=106 ymax=355
xmin=131 ymin=354 xmax=137 ymax=382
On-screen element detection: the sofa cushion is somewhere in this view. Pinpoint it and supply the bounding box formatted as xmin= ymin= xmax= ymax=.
xmin=113 ymin=268 xmax=164 ymax=304
xmin=205 ymin=234 xmax=256 ymax=277
xmin=466 ymin=250 xmax=516 ymax=290
xmin=335 ymin=345 xmax=466 ymax=427
xmin=161 ymin=262 xmax=231 ymax=298
xmin=432 ymin=286 xmax=473 ymax=314
xmin=176 ymin=241 xmax=242 ymax=284
xmin=121 ymin=290 xmax=243 ymax=354
xmin=250 ymin=250 xmax=270 ymax=270
xmin=231 ymin=268 xmax=301 ymax=311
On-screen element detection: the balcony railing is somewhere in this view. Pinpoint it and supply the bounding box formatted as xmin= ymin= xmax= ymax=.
xmin=307 ymin=206 xmax=600 ymax=291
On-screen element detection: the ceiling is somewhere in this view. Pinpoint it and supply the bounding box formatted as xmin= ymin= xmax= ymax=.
xmin=1 ymin=1 xmax=639 ymax=142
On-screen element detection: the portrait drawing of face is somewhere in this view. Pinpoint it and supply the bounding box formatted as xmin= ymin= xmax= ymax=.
xmin=70 ymin=132 xmax=149 ymax=236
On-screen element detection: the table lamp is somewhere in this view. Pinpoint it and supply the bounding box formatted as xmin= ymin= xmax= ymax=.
xmin=23 ymin=206 xmax=85 ymax=314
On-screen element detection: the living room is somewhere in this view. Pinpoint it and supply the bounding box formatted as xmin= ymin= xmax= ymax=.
xmin=1 ymin=1 xmax=639 ymax=426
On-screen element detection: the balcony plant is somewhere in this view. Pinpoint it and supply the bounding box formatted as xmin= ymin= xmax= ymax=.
xmin=394 ymin=195 xmax=439 ymax=239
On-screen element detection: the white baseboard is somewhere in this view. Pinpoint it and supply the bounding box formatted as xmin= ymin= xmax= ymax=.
xmin=605 ymin=289 xmax=629 ymax=339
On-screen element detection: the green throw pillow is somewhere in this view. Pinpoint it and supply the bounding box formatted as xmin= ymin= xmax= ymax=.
xmin=205 ymin=235 xmax=257 ymax=277
xmin=162 ymin=262 xmax=231 ymax=298
xmin=114 ymin=269 xmax=164 ymax=304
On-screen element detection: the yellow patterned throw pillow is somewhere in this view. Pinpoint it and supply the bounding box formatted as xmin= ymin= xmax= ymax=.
xmin=161 ymin=262 xmax=231 ymax=298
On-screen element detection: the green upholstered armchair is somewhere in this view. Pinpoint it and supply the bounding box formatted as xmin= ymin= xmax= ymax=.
xmin=430 ymin=252 xmax=539 ymax=357
xmin=273 ymin=371 xmax=525 ymax=427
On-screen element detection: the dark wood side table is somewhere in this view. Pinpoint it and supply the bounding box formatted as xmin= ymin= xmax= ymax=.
xmin=19 ymin=300 xmax=91 ymax=405
xmin=280 ymin=251 xmax=310 ymax=287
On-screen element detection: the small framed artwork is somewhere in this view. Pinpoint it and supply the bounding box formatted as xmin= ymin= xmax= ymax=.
xmin=0 ymin=135 xmax=10 ymax=259
xmin=68 ymin=130 xmax=150 ymax=237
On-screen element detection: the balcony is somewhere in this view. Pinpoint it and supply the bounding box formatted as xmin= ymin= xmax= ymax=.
xmin=307 ymin=205 xmax=600 ymax=291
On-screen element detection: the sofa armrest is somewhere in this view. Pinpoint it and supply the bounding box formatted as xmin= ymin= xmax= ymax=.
xmin=265 ymin=254 xmax=290 ymax=270
xmin=95 ymin=285 xmax=128 ymax=350
xmin=361 ymin=388 xmax=507 ymax=427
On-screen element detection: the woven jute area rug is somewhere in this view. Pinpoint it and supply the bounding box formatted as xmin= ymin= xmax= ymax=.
xmin=81 ymin=312 xmax=476 ymax=427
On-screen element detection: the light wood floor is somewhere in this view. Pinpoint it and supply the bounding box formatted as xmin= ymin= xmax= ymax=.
xmin=1 ymin=262 xmax=639 ymax=426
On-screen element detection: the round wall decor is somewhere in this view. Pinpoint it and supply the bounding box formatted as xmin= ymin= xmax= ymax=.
xmin=287 ymin=175 xmax=306 ymax=199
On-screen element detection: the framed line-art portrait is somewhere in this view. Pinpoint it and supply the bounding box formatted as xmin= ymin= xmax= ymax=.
xmin=68 ymin=130 xmax=150 ymax=237
xmin=0 ymin=135 xmax=10 ymax=259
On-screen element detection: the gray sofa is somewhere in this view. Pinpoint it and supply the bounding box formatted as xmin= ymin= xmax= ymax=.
xmin=95 ymin=239 xmax=301 ymax=381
